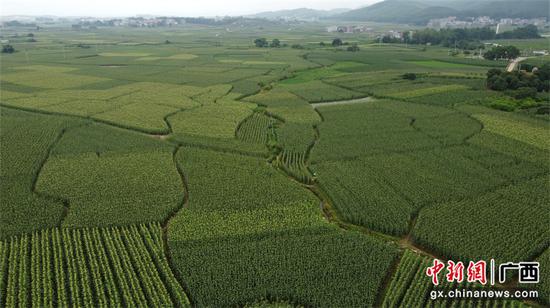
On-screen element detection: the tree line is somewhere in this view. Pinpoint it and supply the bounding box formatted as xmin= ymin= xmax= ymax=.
xmin=382 ymin=25 xmax=540 ymax=50
xmin=254 ymin=38 xmax=360 ymax=52
xmin=487 ymin=64 xmax=549 ymax=93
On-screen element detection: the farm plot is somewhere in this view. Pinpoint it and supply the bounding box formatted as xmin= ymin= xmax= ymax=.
xmin=168 ymin=146 xmax=398 ymax=307
xmin=150 ymin=68 xmax=269 ymax=87
xmin=93 ymin=102 xmax=178 ymax=134
xmin=42 ymin=99 xmax=136 ymax=118
xmin=450 ymin=144 xmax=545 ymax=181
xmin=244 ymin=88 xmax=321 ymax=124
xmin=280 ymin=80 xmax=364 ymax=103
xmin=323 ymin=71 xmax=402 ymax=91
xmin=407 ymin=88 xmax=503 ymax=106
xmin=472 ymin=113 xmax=550 ymax=151
xmin=381 ymin=250 xmax=534 ymax=308
xmin=314 ymin=159 xmax=412 ymax=236
xmin=310 ymin=102 xmax=439 ymax=162
xmin=192 ymin=84 xmax=233 ymax=105
xmin=309 ymin=101 xmax=518 ymax=235
xmin=35 ymin=123 xmax=184 ymax=228
xmin=409 ymin=60 xmax=485 ymax=69
xmin=110 ymin=82 xmax=205 ymax=108
xmin=0 ymin=107 xmax=82 ymax=239
xmin=0 ymin=90 xmax=33 ymax=100
xmin=386 ymin=84 xmax=469 ymax=99
xmin=0 ymin=223 xmax=189 ymax=307
xmin=169 ymin=103 xmax=253 ymax=139
xmin=272 ymin=122 xmax=317 ymax=184
xmin=322 ymin=68 xmax=493 ymax=107
xmin=313 ymin=146 xmax=507 ymax=236
xmin=2 ymin=81 xmax=204 ymax=133
xmin=412 ymin=175 xmax=549 ymax=265
xmin=236 ymin=112 xmax=279 ymax=145
xmin=1 ymin=96 xmax=75 ymax=110
xmin=361 ymin=149 xmax=506 ymax=209
xmin=413 ymin=112 xmax=482 ymax=145
xmin=467 ymin=130 xmax=550 ymax=168
xmin=1 ymin=68 xmax=108 ymax=89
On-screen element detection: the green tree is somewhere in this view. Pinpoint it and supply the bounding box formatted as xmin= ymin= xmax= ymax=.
xmin=1 ymin=44 xmax=15 ymax=54
xmin=254 ymin=38 xmax=268 ymax=48
xmin=484 ymin=45 xmax=520 ymax=60
xmin=487 ymin=68 xmax=502 ymax=79
xmin=347 ymin=43 xmax=360 ymax=52
xmin=487 ymin=76 xmax=508 ymax=91
xmin=509 ymin=87 xmax=537 ymax=99
xmin=332 ymin=38 xmax=343 ymax=47
xmin=402 ymin=73 xmax=417 ymax=80
xmin=270 ymin=39 xmax=281 ymax=48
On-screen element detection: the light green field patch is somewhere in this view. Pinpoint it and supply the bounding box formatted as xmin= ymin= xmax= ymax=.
xmin=41 ymin=99 xmax=132 ymax=117
xmin=389 ymin=84 xmax=469 ymax=98
xmin=118 ymin=41 xmax=158 ymax=45
xmin=99 ymin=52 xmax=151 ymax=57
xmin=1 ymin=71 xmax=108 ymax=89
xmin=194 ymin=84 xmax=233 ymax=105
xmin=2 ymin=96 xmax=72 ymax=109
xmin=172 ymin=202 xmax=323 ymax=242
xmin=269 ymin=105 xmax=321 ymax=124
xmin=37 ymin=151 xmax=182 ymax=227
xmin=167 ymin=53 xmax=198 ymax=60
xmin=135 ymin=57 xmax=163 ymax=61
xmin=169 ymin=102 xmax=253 ymax=139
xmin=280 ymin=62 xmax=361 ymax=84
xmin=14 ymin=65 xmax=77 ymax=73
xmin=427 ymin=72 xmax=485 ymax=79
xmin=281 ymin=80 xmax=364 ymax=102
xmin=110 ymin=86 xmax=202 ymax=110
xmin=474 ymin=114 xmax=550 ymax=150
xmin=244 ymin=61 xmax=285 ymax=65
xmin=92 ymin=102 xmax=178 ymax=133
xmin=218 ymin=59 xmax=242 ymax=63
xmin=39 ymin=88 xmax=136 ymax=101
xmin=410 ymin=60 xmax=481 ymax=69
xmin=0 ymin=90 xmax=32 ymax=100
xmin=70 ymin=39 xmax=115 ymax=44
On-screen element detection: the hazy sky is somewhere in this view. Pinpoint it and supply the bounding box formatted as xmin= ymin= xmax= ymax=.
xmin=1 ymin=0 xmax=381 ymax=17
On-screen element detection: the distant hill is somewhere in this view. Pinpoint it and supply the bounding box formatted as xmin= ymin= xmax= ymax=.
xmin=464 ymin=0 xmax=550 ymax=19
xmin=332 ymin=0 xmax=549 ymax=24
xmin=250 ymin=8 xmax=350 ymax=21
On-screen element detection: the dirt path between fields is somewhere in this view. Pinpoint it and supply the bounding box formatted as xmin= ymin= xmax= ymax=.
xmin=506 ymin=57 xmax=529 ymax=72
xmin=311 ymin=96 xmax=374 ymax=108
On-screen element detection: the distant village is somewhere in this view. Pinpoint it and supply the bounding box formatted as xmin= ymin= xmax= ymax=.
xmin=426 ymin=16 xmax=548 ymax=29
xmin=327 ymin=17 xmax=548 ymax=34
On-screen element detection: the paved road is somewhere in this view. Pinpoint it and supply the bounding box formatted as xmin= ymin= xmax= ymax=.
xmin=506 ymin=57 xmax=528 ymax=72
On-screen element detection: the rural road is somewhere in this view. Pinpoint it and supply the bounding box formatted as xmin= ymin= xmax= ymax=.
xmin=506 ymin=57 xmax=528 ymax=72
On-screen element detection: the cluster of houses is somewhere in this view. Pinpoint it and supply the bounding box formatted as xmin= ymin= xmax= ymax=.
xmin=326 ymin=25 xmax=372 ymax=33
xmin=110 ymin=17 xmax=180 ymax=27
xmin=428 ymin=16 xmax=548 ymax=29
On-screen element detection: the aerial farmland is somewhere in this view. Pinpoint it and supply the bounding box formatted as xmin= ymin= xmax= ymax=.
xmin=0 ymin=0 xmax=549 ymax=307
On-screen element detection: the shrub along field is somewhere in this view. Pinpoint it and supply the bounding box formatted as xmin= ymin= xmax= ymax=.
xmin=0 ymin=24 xmax=548 ymax=307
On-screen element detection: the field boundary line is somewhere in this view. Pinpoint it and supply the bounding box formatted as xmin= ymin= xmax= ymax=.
xmin=160 ymin=146 xmax=196 ymax=307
